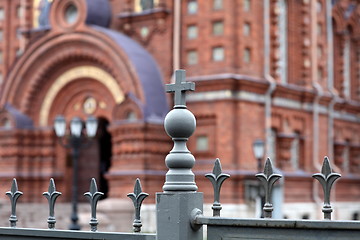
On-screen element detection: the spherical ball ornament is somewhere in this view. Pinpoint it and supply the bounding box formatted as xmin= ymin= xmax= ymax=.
xmin=164 ymin=108 xmax=196 ymax=138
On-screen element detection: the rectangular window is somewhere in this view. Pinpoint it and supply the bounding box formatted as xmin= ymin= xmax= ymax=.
xmin=140 ymin=26 xmax=150 ymax=38
xmin=290 ymin=133 xmax=300 ymax=169
xmin=244 ymin=0 xmax=251 ymax=12
xmin=244 ymin=48 xmax=251 ymax=63
xmin=212 ymin=21 xmax=224 ymax=36
xmin=243 ymin=22 xmax=251 ymax=36
xmin=17 ymin=6 xmax=23 ymax=18
xmin=269 ymin=128 xmax=277 ymax=165
xmin=17 ymin=28 xmax=22 ymax=39
xmin=0 ymin=30 xmax=3 ymax=41
xmin=16 ymin=48 xmax=23 ymax=57
xmin=187 ymin=50 xmax=198 ymax=65
xmin=135 ymin=0 xmax=155 ymax=11
xmin=0 ymin=8 xmax=4 ymax=20
xmin=187 ymin=0 xmax=198 ymax=14
xmin=317 ymin=23 xmax=322 ymax=36
xmin=343 ymin=32 xmax=351 ymax=98
xmin=187 ymin=25 xmax=198 ymax=39
xmin=317 ymin=67 xmax=323 ymax=82
xmin=196 ymin=136 xmax=209 ymax=151
xmin=213 ymin=0 xmax=223 ymax=10
xmin=212 ymin=47 xmax=224 ymax=62
xmin=343 ymin=141 xmax=350 ymax=173
xmin=317 ymin=45 xmax=322 ymax=58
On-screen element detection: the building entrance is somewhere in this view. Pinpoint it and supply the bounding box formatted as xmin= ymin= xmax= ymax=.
xmin=75 ymin=117 xmax=112 ymax=201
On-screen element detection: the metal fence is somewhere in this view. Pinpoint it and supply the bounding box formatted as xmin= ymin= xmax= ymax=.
xmin=1 ymin=69 xmax=360 ymax=240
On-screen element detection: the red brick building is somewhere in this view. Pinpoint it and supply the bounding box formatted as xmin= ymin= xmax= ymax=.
xmin=0 ymin=0 xmax=360 ymax=223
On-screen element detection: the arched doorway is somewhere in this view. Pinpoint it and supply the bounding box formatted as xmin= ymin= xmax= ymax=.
xmin=76 ymin=117 xmax=112 ymax=201
xmin=97 ymin=117 xmax=112 ymax=199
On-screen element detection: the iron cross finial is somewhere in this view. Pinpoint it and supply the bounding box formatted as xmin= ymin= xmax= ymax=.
xmin=166 ymin=70 xmax=195 ymax=107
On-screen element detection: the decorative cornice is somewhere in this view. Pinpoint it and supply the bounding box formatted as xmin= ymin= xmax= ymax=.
xmin=118 ymin=7 xmax=170 ymax=21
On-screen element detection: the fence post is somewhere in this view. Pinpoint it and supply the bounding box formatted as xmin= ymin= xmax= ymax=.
xmin=156 ymin=70 xmax=203 ymax=240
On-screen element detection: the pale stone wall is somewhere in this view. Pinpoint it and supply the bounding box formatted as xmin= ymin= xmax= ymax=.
xmin=0 ymin=198 xmax=134 ymax=232
xmin=0 ymin=200 xmax=359 ymax=233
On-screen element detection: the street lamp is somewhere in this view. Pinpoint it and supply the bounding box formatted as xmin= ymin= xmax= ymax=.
xmin=54 ymin=115 xmax=98 ymax=230
xmin=252 ymin=139 xmax=265 ymax=218
xmin=253 ymin=139 xmax=265 ymax=172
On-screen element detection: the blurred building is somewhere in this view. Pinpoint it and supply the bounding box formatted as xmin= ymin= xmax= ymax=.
xmin=0 ymin=0 xmax=359 ymax=223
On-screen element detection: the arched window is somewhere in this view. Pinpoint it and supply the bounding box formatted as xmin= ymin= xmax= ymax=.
xmin=0 ymin=117 xmax=12 ymax=129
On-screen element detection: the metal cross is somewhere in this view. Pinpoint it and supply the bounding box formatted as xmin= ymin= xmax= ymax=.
xmin=166 ymin=70 xmax=195 ymax=106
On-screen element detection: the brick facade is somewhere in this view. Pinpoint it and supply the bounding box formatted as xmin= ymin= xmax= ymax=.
xmin=0 ymin=0 xmax=359 ymax=219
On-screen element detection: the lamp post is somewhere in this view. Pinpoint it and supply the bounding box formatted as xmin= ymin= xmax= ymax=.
xmin=253 ymin=139 xmax=265 ymax=172
xmin=54 ymin=115 xmax=98 ymax=230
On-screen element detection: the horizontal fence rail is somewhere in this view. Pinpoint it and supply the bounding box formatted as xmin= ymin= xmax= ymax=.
xmin=0 ymin=228 xmax=156 ymax=240
xmin=194 ymin=217 xmax=360 ymax=240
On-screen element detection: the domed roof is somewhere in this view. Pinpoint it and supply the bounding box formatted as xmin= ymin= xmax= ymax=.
xmin=85 ymin=0 xmax=111 ymax=28
xmin=92 ymin=25 xmax=169 ymax=122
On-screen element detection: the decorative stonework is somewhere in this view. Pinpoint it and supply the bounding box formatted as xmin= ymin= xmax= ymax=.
xmin=118 ymin=6 xmax=169 ymax=46
xmin=277 ymin=133 xmax=296 ymax=171
xmin=112 ymin=94 xmax=144 ymax=121
xmin=39 ymin=66 xmax=124 ymax=126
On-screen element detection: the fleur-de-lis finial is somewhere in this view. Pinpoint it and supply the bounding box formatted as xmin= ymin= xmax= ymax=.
xmin=84 ymin=178 xmax=104 ymax=232
xmin=205 ymin=158 xmax=230 ymax=216
xmin=127 ymin=178 xmax=149 ymax=233
xmin=312 ymin=157 xmax=341 ymax=220
xmin=43 ymin=178 xmax=61 ymax=229
xmin=6 ymin=179 xmax=23 ymax=227
xmin=255 ymin=158 xmax=282 ymax=218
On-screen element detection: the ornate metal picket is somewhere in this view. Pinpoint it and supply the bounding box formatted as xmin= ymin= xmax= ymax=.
xmin=0 ymin=69 xmax=359 ymax=240
xmin=0 ymin=177 xmax=155 ymax=240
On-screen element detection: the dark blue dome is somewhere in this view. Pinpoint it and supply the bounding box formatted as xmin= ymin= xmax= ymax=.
xmin=86 ymin=0 xmax=112 ymax=28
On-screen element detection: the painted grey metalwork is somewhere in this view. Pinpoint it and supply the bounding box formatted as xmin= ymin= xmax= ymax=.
xmin=166 ymin=69 xmax=195 ymax=106
xmin=6 ymin=179 xmax=23 ymax=228
xmin=84 ymin=178 xmax=104 ymax=232
xmin=255 ymin=158 xmax=282 ymax=218
xmin=54 ymin=115 xmax=98 ymax=230
xmin=194 ymin=217 xmax=360 ymax=240
xmin=43 ymin=178 xmax=62 ymax=229
xmin=0 ymin=228 xmax=156 ymax=240
xmin=313 ymin=156 xmax=341 ymax=220
xmin=163 ymin=69 xmax=197 ymax=192
xmin=205 ymin=158 xmax=230 ymax=216
xmin=156 ymin=69 xmax=203 ymax=240
xmin=127 ymin=178 xmax=149 ymax=233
